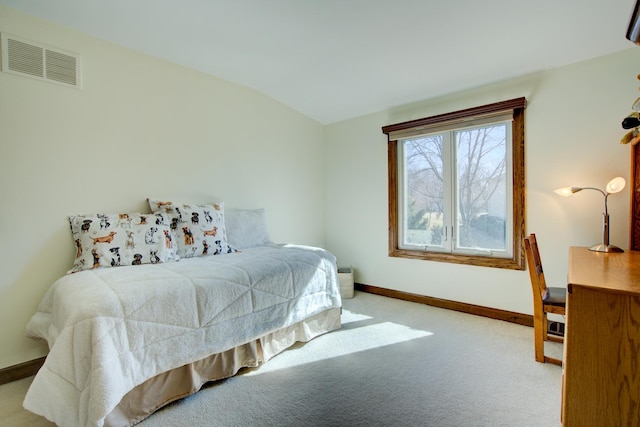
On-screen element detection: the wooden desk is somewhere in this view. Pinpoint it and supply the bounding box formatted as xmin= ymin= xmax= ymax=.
xmin=562 ymin=247 xmax=640 ymax=426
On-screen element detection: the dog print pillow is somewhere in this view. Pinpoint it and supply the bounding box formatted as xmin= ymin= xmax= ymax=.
xmin=68 ymin=213 xmax=179 ymax=274
xmin=148 ymin=199 xmax=237 ymax=259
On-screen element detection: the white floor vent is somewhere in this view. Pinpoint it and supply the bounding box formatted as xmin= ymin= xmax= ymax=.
xmin=1 ymin=33 xmax=81 ymax=89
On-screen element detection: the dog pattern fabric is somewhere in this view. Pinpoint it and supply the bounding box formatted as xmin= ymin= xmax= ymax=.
xmin=148 ymin=200 xmax=237 ymax=258
xmin=68 ymin=213 xmax=179 ymax=274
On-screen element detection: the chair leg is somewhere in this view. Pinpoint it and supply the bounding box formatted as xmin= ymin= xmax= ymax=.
xmin=533 ymin=311 xmax=545 ymax=363
xmin=534 ymin=311 xmax=563 ymax=365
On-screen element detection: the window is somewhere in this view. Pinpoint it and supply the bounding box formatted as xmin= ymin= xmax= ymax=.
xmin=382 ymin=98 xmax=526 ymax=270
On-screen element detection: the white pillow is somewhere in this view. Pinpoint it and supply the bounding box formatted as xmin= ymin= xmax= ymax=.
xmin=225 ymin=208 xmax=272 ymax=249
xmin=68 ymin=213 xmax=179 ymax=274
xmin=148 ymin=199 xmax=237 ymax=258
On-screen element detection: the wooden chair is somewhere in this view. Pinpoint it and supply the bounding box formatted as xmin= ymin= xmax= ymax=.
xmin=523 ymin=234 xmax=566 ymax=366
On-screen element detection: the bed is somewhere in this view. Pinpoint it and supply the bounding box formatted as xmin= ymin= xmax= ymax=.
xmin=22 ymin=202 xmax=342 ymax=427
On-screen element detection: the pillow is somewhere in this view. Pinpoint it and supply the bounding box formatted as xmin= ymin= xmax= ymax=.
xmin=148 ymin=199 xmax=237 ymax=258
xmin=68 ymin=213 xmax=179 ymax=274
xmin=225 ymin=208 xmax=272 ymax=249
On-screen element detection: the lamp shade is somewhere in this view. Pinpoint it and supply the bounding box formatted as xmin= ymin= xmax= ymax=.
xmin=553 ymin=186 xmax=581 ymax=197
xmin=605 ymin=177 xmax=626 ymax=194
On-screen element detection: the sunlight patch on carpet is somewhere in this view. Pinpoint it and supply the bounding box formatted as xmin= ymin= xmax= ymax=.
xmin=244 ymin=309 xmax=433 ymax=375
xmin=340 ymin=308 xmax=373 ymax=324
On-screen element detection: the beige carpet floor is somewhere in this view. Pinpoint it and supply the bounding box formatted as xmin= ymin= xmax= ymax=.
xmin=1 ymin=291 xmax=563 ymax=426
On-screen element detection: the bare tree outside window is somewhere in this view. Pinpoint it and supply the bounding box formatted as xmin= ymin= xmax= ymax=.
xmin=404 ymin=135 xmax=444 ymax=247
xmin=455 ymin=125 xmax=507 ymax=250
xmin=403 ymin=124 xmax=508 ymax=252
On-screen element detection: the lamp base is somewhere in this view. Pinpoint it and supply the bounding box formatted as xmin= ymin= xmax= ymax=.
xmin=589 ymin=244 xmax=624 ymax=253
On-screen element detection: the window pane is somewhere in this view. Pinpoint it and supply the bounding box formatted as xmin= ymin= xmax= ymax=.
xmin=402 ymin=136 xmax=444 ymax=248
xmin=455 ymin=124 xmax=507 ymax=251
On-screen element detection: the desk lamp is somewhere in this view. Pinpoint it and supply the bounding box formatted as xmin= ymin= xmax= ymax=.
xmin=554 ymin=177 xmax=626 ymax=253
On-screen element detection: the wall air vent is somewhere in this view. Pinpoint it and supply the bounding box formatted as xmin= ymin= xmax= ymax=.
xmin=1 ymin=33 xmax=81 ymax=89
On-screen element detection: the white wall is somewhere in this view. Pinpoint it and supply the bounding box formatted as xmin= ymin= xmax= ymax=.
xmin=0 ymin=7 xmax=326 ymax=368
xmin=325 ymin=47 xmax=640 ymax=316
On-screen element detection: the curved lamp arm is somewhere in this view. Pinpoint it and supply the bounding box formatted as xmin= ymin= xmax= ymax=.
xmin=553 ymin=186 xmax=606 ymax=197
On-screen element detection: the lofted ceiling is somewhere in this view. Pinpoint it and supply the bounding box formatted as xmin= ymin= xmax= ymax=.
xmin=0 ymin=0 xmax=636 ymax=124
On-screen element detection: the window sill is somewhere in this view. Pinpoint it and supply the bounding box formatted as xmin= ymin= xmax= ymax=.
xmin=389 ymin=247 xmax=524 ymax=270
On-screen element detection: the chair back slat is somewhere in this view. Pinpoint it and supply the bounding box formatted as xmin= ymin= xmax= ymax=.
xmin=524 ymin=234 xmax=548 ymax=299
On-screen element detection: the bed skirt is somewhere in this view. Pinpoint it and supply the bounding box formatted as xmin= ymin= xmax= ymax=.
xmin=105 ymin=307 xmax=341 ymax=427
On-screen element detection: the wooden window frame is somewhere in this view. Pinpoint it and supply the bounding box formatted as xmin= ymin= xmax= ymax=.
xmin=382 ymin=98 xmax=526 ymax=270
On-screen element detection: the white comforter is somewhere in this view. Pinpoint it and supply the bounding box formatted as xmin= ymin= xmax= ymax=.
xmin=23 ymin=244 xmax=341 ymax=427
